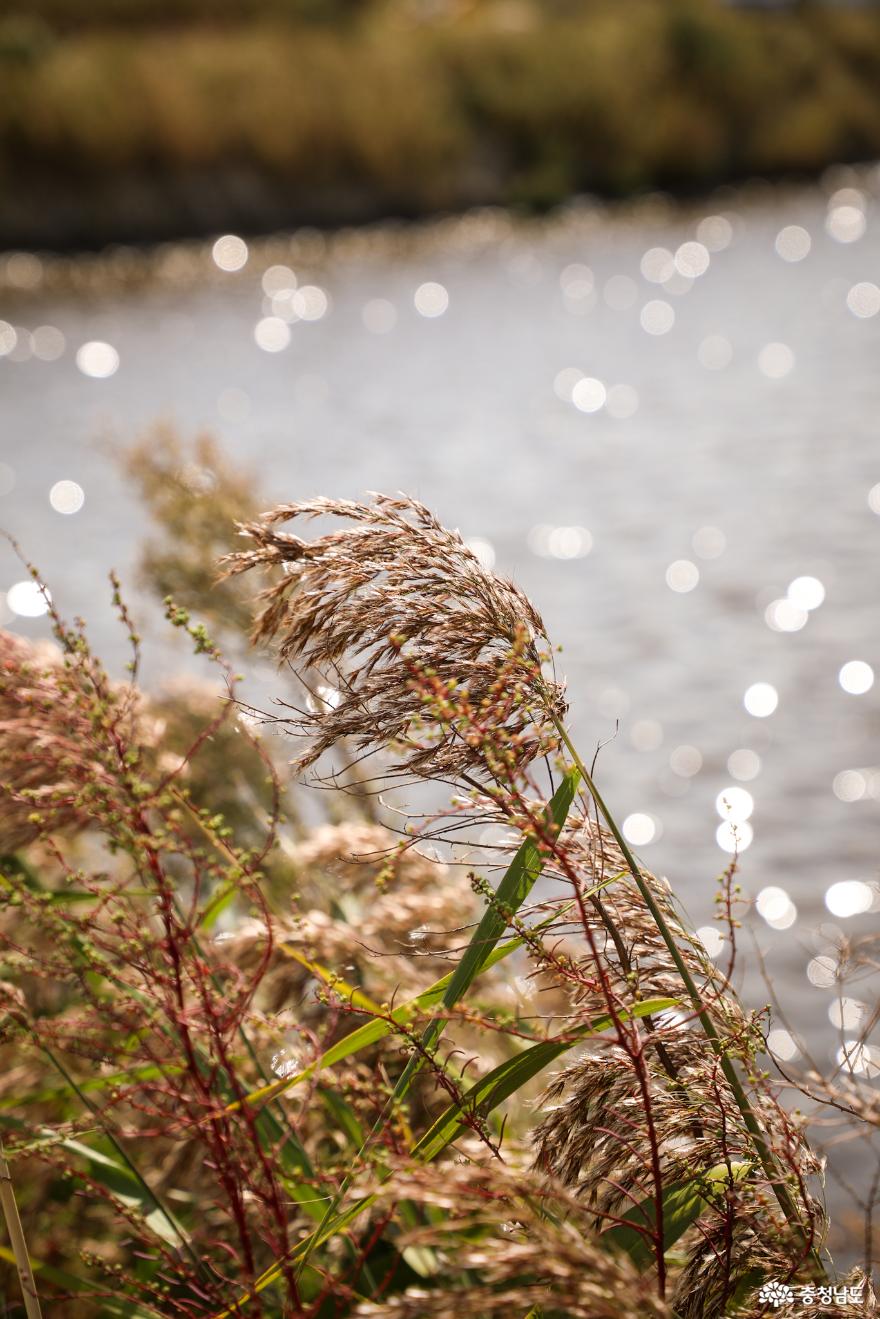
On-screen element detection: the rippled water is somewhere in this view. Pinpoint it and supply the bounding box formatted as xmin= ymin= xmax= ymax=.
xmin=2 ymin=174 xmax=880 ymax=1254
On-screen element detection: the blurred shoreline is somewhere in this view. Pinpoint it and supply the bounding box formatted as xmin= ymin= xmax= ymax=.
xmin=4 ymin=0 xmax=880 ymax=250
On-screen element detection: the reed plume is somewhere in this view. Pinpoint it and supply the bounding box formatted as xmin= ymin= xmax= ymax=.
xmin=221 ymin=494 xmax=567 ymax=779
xmin=0 ymin=629 xmax=149 ymax=851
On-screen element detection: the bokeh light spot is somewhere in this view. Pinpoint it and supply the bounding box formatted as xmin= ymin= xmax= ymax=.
xmin=744 ymin=682 xmax=778 ymax=717
xmin=839 ymin=661 xmax=874 ymax=695
xmin=76 ymin=341 xmax=119 ymax=378
xmin=414 ymin=282 xmax=449 ymax=317
xmin=49 ymin=480 xmax=85 ymax=515
xmin=7 ymin=580 xmax=50 ymax=617
xmin=212 ymin=235 xmax=249 ymax=272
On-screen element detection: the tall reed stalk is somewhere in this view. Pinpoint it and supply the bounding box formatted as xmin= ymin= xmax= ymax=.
xmin=0 ymin=484 xmax=853 ymax=1318
xmin=0 ymin=1136 xmax=42 ymax=1319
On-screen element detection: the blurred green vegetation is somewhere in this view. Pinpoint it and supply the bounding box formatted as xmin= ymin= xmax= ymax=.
xmin=2 ymin=0 xmax=880 ymax=244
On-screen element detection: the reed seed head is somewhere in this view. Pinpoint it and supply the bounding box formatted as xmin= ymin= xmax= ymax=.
xmin=222 ymin=494 xmax=567 ymax=780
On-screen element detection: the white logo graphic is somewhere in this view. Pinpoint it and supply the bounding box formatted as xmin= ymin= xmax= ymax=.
xmin=758 ymin=1281 xmax=795 ymax=1309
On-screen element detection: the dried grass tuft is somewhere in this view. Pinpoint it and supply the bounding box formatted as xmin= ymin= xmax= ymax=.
xmin=221 ymin=494 xmax=567 ymax=779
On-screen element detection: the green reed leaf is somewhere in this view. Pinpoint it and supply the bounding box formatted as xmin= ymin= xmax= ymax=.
xmin=600 ymin=1160 xmax=753 ymax=1269
xmin=412 ymin=998 xmax=678 ymax=1164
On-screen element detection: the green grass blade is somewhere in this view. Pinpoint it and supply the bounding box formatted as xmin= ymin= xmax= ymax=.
xmin=436 ymin=768 xmax=580 ymax=1022
xmin=61 ymin=1139 xmax=189 ymax=1249
xmin=215 ymin=773 xmax=582 ymax=1312
xmin=224 ymin=892 xmax=577 ymax=1116
xmin=600 ymin=1160 xmax=753 ymax=1269
xmin=387 ymin=768 xmax=581 ymax=1107
xmin=412 ymin=998 xmax=678 ymax=1164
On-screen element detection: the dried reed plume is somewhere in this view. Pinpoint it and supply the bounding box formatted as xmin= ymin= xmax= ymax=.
xmin=532 ymin=820 xmax=828 ymax=1317
xmin=221 ymin=494 xmax=567 ymax=779
xmin=0 ymin=629 xmax=147 ymax=852
xmin=353 ymin=1161 xmax=672 ymax=1319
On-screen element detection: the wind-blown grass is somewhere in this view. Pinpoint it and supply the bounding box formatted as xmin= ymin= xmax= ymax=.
xmin=0 ymin=446 xmax=875 ymax=1315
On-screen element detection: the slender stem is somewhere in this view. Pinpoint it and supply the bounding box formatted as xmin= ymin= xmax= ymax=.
xmin=550 ymin=714 xmax=819 ymax=1258
xmin=39 ymin=1044 xmax=205 ymax=1276
xmin=0 ymin=1136 xmax=43 ymax=1319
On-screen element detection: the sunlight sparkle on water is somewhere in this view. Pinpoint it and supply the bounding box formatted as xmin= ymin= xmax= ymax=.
xmin=698 ymin=334 xmax=733 ymax=370
xmin=559 ymin=263 xmax=595 ymax=312
xmin=32 ymin=326 xmax=65 ymax=361
xmin=666 ymin=559 xmax=699 ymax=592
xmin=829 ymin=997 xmax=867 ymax=1031
xmin=670 ymin=745 xmax=702 ymax=777
xmin=847 ymin=282 xmax=880 ymax=319
xmin=839 ymin=661 xmax=874 ymax=695
xmin=758 ymin=343 xmax=794 ymax=379
xmin=623 ymin=813 xmax=658 ymax=846
xmin=640 ymin=300 xmax=675 ymax=335
xmin=414 ymin=282 xmax=449 ymax=317
xmin=0 ymin=321 xmax=16 ymax=356
xmin=293 ymin=286 xmax=329 ymax=321
xmin=553 ymin=367 xmax=582 ymax=401
xmin=825 ymin=880 xmax=873 ymax=918
xmin=572 ymin=377 xmax=606 ymax=413
xmin=787 ymin=576 xmax=825 ymax=611
xmin=775 ymin=225 xmax=811 ymax=262
xmin=829 ymin=186 xmax=866 ymax=211
xmin=212 ymin=235 xmax=248 ymax=272
xmin=674 ymin=241 xmax=710 ymax=278
xmin=7 ymin=580 xmax=50 ymax=617
xmin=528 ymin=525 xmax=592 ymax=559
xmin=49 ymin=480 xmax=84 ymax=515
xmin=696 ymin=925 xmax=725 ymax=958
xmin=717 ymin=819 xmax=754 ymax=854
xmin=254 ymin=317 xmax=291 ymax=353
xmin=826 ymin=206 xmax=866 ymax=244
xmin=833 ymin=769 xmax=869 ymax=802
xmin=630 ymin=719 xmax=663 ymax=751
xmin=756 ymin=886 xmax=796 ymax=927
xmin=261 ymin=264 xmax=296 ymax=296
xmin=465 ymin=537 xmax=495 ymax=570
xmin=695 ymin=215 xmax=733 ymax=251
xmin=560 ymin=262 xmax=593 ymax=293
xmin=728 ymin=749 xmax=761 ymax=781
xmin=765 ymin=598 xmax=807 ymax=632
xmin=692 ymin=526 xmax=725 ymax=559
xmin=744 ymin=682 xmax=778 ymax=717
xmin=715 ymin=785 xmax=754 ymax=823
xmin=766 ymin=1029 xmax=799 ymax=1061
xmin=640 ymin=247 xmax=674 ymax=283
xmin=662 ymin=270 xmax=694 ymax=297
xmin=76 ymin=341 xmax=119 ymax=378
xmin=807 ymin=955 xmax=837 ymax=989
xmin=837 ymin=1042 xmax=880 ymax=1079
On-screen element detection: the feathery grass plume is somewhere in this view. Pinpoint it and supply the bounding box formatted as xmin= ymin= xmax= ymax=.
xmin=221 ymin=494 xmax=568 ymax=780
xmin=0 ymin=629 xmax=151 ymax=852
xmin=352 ymin=1161 xmax=673 ymax=1319
xmin=528 ymin=812 xmax=828 ymax=1314
xmin=121 ymin=425 xmax=266 ymax=642
xmin=217 ymin=821 xmax=496 ymax=1012
xmin=545 ymin=816 xmax=743 ymax=1024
